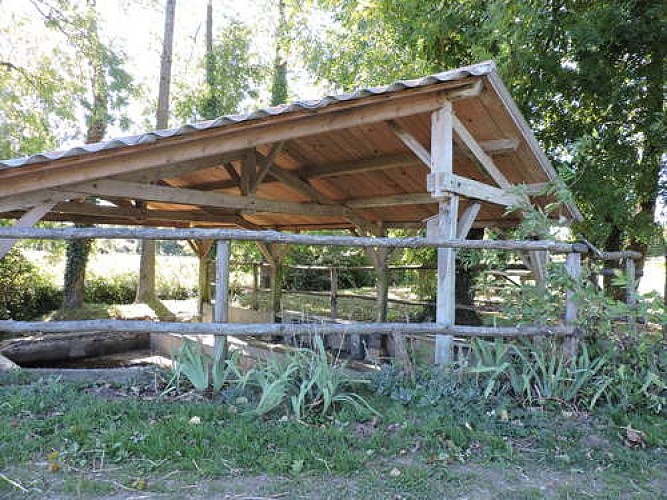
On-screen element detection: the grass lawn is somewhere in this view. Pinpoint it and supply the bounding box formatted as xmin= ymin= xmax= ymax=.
xmin=1 ymin=370 xmax=664 ymax=499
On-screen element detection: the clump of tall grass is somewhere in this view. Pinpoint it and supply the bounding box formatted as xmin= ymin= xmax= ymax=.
xmin=169 ymin=336 xmax=377 ymax=420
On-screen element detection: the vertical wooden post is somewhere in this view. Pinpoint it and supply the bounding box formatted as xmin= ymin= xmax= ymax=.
xmin=524 ymin=251 xmax=548 ymax=290
xmin=563 ymin=252 xmax=581 ymax=359
xmin=434 ymin=197 xmax=459 ymax=365
xmin=251 ymin=263 xmax=259 ymax=311
xmin=329 ymin=267 xmax=338 ymax=320
xmin=270 ymin=259 xmax=283 ymax=323
xmin=625 ymin=257 xmax=636 ymax=305
xmin=213 ymin=240 xmax=230 ymax=360
xmin=430 ymin=101 xmax=458 ymax=366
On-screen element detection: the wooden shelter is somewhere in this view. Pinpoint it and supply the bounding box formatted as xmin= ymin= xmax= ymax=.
xmin=0 ymin=61 xmax=580 ymax=230
xmin=0 ymin=61 xmax=587 ymax=365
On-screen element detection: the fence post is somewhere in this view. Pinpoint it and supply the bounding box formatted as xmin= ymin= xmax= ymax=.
xmin=251 ymin=262 xmax=259 ymax=311
xmin=426 ymin=196 xmax=458 ymax=366
xmin=563 ymin=252 xmax=581 ymax=359
xmin=625 ymin=257 xmax=636 ymax=305
xmin=214 ymin=240 xmax=230 ymax=360
xmin=329 ymin=267 xmax=338 ymax=320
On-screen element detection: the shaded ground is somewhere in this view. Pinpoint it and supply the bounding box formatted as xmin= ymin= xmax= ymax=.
xmin=2 ymin=463 xmax=665 ymax=499
xmin=1 ymin=372 xmax=664 ymax=499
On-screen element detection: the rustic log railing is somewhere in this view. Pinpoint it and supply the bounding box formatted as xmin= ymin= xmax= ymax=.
xmin=0 ymin=226 xmax=642 ymax=365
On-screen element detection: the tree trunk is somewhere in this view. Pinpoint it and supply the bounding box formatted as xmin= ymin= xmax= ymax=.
xmin=270 ymin=0 xmax=287 ymax=106
xmin=62 ymin=2 xmax=107 ymax=311
xmin=137 ymin=0 xmax=176 ymax=303
xmin=135 ymin=239 xmax=157 ymax=303
xmin=63 ymin=231 xmax=92 ymax=309
xmin=156 ymin=0 xmax=176 ymax=130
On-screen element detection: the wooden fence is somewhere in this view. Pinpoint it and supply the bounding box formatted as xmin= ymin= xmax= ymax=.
xmin=0 ymin=226 xmax=641 ymax=365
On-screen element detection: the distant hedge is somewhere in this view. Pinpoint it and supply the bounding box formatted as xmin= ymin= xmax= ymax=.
xmin=0 ymin=249 xmax=61 ymax=320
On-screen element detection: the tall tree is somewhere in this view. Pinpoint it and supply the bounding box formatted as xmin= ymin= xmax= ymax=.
xmin=173 ymin=20 xmax=261 ymax=121
xmin=270 ymin=0 xmax=288 ymax=106
xmin=135 ymin=0 xmax=176 ymax=307
xmin=300 ymin=0 xmax=666 ymax=286
xmin=29 ymin=0 xmax=133 ymax=309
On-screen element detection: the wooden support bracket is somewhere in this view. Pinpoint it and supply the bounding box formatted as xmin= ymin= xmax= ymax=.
xmin=0 ymin=203 xmax=56 ymax=259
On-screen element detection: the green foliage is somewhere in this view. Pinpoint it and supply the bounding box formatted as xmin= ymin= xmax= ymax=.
xmin=468 ymin=339 xmax=609 ymax=407
xmin=235 ymin=336 xmax=377 ymax=419
xmin=169 ymin=336 xmax=376 ymax=419
xmin=283 ymin=241 xmax=374 ymax=291
xmin=371 ymin=364 xmax=484 ymax=411
xmin=0 ymin=249 xmax=61 ymax=320
xmin=83 ymin=272 xmax=195 ymax=305
xmin=84 ymin=273 xmax=136 ymax=305
xmin=297 ymin=0 xmax=666 ymax=252
xmin=471 ymin=275 xmax=666 ymax=414
xmin=170 ymin=339 xmax=236 ymax=393
xmin=174 ymin=21 xmax=263 ymax=121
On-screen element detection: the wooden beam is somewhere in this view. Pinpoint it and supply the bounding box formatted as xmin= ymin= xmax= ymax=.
xmin=192 ymin=140 xmax=509 ymax=194
xmin=431 ymin=102 xmax=454 ymax=199
xmin=265 ymin=155 xmax=377 ymax=232
xmin=118 ymin=152 xmax=246 ymax=183
xmin=58 ymin=179 xmax=349 ymax=217
xmin=387 ymin=120 xmax=432 ymax=168
xmin=0 ymin=203 xmax=56 ymax=258
xmin=222 ymin=163 xmax=240 ymax=184
xmin=0 ymin=88 xmax=462 ymax=199
xmin=456 ymin=202 xmax=481 ymax=239
xmin=479 ymin=138 xmax=519 ymax=154
xmin=521 ymin=182 xmax=550 ymax=195
xmin=428 ymin=173 xmax=522 ymax=207
xmin=452 ymin=115 xmax=510 ymax=188
xmin=251 ymin=142 xmax=284 ymax=193
xmin=0 ymin=190 xmax=80 ymax=212
xmin=300 ymin=154 xmax=418 ymax=179
xmin=239 ymin=149 xmax=257 ymax=196
xmin=48 ymin=201 xmax=240 ymax=224
xmin=345 ymin=192 xmax=435 ymax=209
xmin=199 ymin=153 xmax=422 ymax=191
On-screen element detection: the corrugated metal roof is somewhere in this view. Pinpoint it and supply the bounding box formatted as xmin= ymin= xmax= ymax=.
xmin=0 ymin=61 xmax=496 ymax=169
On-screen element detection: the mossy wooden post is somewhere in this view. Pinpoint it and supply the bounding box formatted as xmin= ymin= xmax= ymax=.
xmin=563 ymin=252 xmax=581 ymax=359
xmin=213 ymin=240 xmax=230 ymax=361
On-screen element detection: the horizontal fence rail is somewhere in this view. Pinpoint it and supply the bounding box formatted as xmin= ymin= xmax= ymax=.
xmin=0 ymin=225 xmax=641 ymax=367
xmin=0 ymin=227 xmax=642 ymax=260
xmin=0 ymin=320 xmax=574 ymax=338
xmin=0 ymin=227 xmax=588 ymax=253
